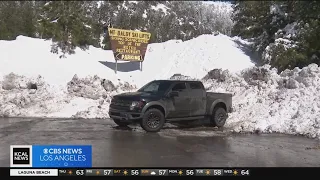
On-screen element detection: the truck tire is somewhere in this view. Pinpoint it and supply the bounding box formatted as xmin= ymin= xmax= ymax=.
xmin=211 ymin=107 xmax=227 ymax=127
xmin=113 ymin=119 xmax=130 ymax=127
xmin=140 ymin=108 xmax=165 ymax=132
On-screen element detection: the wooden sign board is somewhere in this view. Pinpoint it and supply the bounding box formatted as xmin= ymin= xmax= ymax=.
xmin=108 ymin=28 xmax=151 ymax=62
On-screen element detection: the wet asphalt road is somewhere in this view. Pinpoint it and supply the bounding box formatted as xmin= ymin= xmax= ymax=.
xmin=0 ymin=117 xmax=319 ymax=167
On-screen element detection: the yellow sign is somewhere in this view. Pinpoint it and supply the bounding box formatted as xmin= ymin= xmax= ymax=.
xmin=108 ymin=28 xmax=151 ymax=62
xmin=108 ymin=28 xmax=151 ymax=40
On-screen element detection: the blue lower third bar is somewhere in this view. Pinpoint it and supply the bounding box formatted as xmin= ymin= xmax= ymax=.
xmin=32 ymin=145 xmax=92 ymax=168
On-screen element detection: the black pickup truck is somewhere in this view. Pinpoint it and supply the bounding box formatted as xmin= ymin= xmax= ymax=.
xmin=109 ymin=80 xmax=232 ymax=132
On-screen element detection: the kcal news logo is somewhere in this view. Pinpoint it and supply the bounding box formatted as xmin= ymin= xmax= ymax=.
xmin=10 ymin=145 xmax=92 ymax=168
xmin=10 ymin=145 xmax=33 ymax=167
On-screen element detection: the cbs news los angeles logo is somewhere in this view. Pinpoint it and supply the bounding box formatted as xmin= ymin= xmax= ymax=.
xmin=10 ymin=145 xmax=33 ymax=167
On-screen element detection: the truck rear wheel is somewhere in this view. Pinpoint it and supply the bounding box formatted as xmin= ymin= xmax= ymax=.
xmin=140 ymin=108 xmax=165 ymax=132
xmin=113 ymin=119 xmax=130 ymax=127
xmin=211 ymin=107 xmax=227 ymax=127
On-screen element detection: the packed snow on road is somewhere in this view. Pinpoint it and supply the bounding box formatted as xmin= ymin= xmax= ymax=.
xmin=0 ymin=33 xmax=319 ymax=139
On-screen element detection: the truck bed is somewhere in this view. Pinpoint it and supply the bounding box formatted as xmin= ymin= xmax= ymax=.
xmin=206 ymin=92 xmax=233 ymax=113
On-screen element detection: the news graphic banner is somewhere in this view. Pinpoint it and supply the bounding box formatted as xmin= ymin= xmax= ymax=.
xmin=8 ymin=168 xmax=249 ymax=177
xmin=10 ymin=145 xmax=92 ymax=168
xmin=108 ymin=28 xmax=151 ymax=62
xmin=8 ymin=167 xmax=320 ymax=177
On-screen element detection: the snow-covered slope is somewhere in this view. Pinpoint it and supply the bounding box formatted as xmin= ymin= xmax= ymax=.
xmin=0 ymin=34 xmax=254 ymax=88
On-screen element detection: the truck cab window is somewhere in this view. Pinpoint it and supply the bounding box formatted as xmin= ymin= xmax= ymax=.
xmin=143 ymin=82 xmax=159 ymax=92
xmin=189 ymin=82 xmax=203 ymax=89
xmin=138 ymin=81 xmax=171 ymax=94
xmin=172 ymin=83 xmax=186 ymax=91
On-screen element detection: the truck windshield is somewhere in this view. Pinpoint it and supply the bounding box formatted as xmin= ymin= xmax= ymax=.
xmin=138 ymin=81 xmax=171 ymax=94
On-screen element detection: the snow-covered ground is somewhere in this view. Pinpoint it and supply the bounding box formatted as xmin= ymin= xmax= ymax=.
xmin=0 ymin=34 xmax=319 ymax=139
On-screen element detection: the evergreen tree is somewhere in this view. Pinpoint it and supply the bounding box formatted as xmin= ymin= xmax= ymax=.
xmin=232 ymin=0 xmax=320 ymax=71
xmin=0 ymin=1 xmax=21 ymax=40
xmin=98 ymin=0 xmax=234 ymax=47
xmin=0 ymin=0 xmax=237 ymax=56
xmin=294 ymin=1 xmax=320 ymax=66
xmin=19 ymin=1 xmax=37 ymax=38
xmin=0 ymin=1 xmax=38 ymax=40
xmin=38 ymin=1 xmax=97 ymax=57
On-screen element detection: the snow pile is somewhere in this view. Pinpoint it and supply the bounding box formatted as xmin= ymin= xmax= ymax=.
xmin=67 ymin=74 xmax=114 ymax=100
xmin=0 ymin=73 xmax=61 ymax=117
xmin=203 ymin=63 xmax=320 ymax=139
xmin=169 ymin=74 xmax=195 ymax=81
xmin=66 ymin=75 xmax=136 ymax=119
xmin=0 ymin=73 xmax=136 ymax=118
xmin=203 ymin=69 xmax=229 ymax=82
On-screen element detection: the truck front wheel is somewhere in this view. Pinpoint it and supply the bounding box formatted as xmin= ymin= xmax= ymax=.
xmin=140 ymin=108 xmax=165 ymax=132
xmin=211 ymin=107 xmax=227 ymax=127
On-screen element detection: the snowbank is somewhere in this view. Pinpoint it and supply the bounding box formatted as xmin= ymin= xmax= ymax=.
xmin=203 ymin=64 xmax=320 ymax=139
xmin=0 ymin=73 xmax=66 ymax=117
xmin=0 ymin=73 xmax=136 ymax=118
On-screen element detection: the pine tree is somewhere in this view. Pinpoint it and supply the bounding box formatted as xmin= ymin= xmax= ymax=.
xmin=232 ymin=0 xmax=320 ymax=71
xmin=0 ymin=1 xmax=38 ymax=40
xmin=0 ymin=1 xmax=21 ymax=40
xmin=38 ymin=1 xmax=97 ymax=57
xmin=0 ymin=0 xmax=235 ymax=53
xmin=295 ymin=1 xmax=320 ymax=65
xmin=19 ymin=1 xmax=38 ymax=38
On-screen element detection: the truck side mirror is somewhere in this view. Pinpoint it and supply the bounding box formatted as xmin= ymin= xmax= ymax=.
xmin=169 ymin=91 xmax=179 ymax=97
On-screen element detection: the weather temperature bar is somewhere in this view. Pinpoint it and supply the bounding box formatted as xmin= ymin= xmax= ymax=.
xmin=9 ymin=167 xmax=320 ymax=177
xmin=56 ymin=168 xmax=250 ymax=176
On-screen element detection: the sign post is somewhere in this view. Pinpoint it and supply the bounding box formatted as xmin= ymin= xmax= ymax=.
xmin=115 ymin=60 xmax=118 ymax=74
xmin=108 ymin=28 xmax=151 ymax=73
xmin=140 ymin=61 xmax=142 ymax=71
